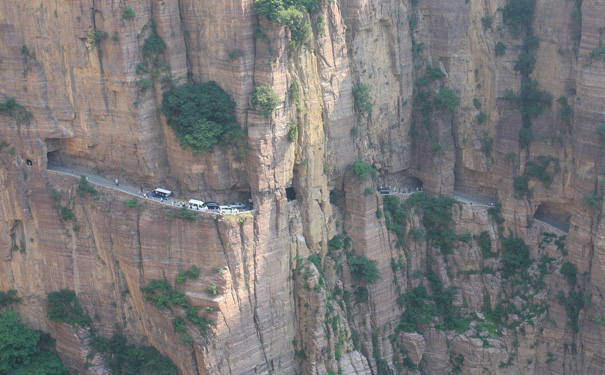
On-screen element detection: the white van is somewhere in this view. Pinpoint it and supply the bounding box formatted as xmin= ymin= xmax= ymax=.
xmin=219 ymin=205 xmax=235 ymax=214
xmin=188 ymin=199 xmax=204 ymax=210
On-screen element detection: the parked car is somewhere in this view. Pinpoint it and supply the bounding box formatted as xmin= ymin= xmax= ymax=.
xmin=229 ymin=202 xmax=247 ymax=210
xmin=378 ymin=188 xmax=390 ymax=195
xmin=203 ymin=202 xmax=220 ymax=210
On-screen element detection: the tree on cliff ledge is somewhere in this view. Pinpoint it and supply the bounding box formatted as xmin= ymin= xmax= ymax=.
xmin=161 ymin=81 xmax=244 ymax=154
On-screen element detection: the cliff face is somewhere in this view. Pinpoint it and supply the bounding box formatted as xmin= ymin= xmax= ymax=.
xmin=0 ymin=0 xmax=604 ymax=374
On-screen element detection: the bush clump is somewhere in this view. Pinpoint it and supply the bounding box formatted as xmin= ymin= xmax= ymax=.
xmin=77 ymin=175 xmax=97 ymax=196
xmin=556 ymin=97 xmax=573 ymax=120
xmin=162 ymin=81 xmax=243 ymax=154
xmin=524 ymin=156 xmax=559 ymax=188
xmin=89 ymin=334 xmax=178 ymax=375
xmin=560 ymin=261 xmax=577 ymax=285
xmin=350 ymin=158 xmax=377 ymax=181
xmin=0 ymin=310 xmax=69 ymax=375
xmin=433 ymin=86 xmax=460 ymax=113
xmin=254 ymin=0 xmax=319 ymax=43
xmin=348 ymin=255 xmax=381 ymax=284
xmin=167 ymin=206 xmax=197 ymax=221
xmin=352 ymin=83 xmax=373 ymax=115
xmin=58 ymin=206 xmax=76 ymax=221
xmin=495 ymin=42 xmax=507 ymax=57
xmin=581 ymin=191 xmax=601 ymax=211
xmin=287 ymin=122 xmax=298 ymax=142
xmin=86 ymin=29 xmax=108 ymax=49
xmin=0 ymin=289 xmax=21 ymax=307
xmin=501 ymin=234 xmax=531 ymax=277
xmin=502 ymin=0 xmax=537 ymax=36
xmin=142 ymin=279 xmax=212 ymax=336
xmin=0 ymin=97 xmax=32 ymax=122
xmin=47 ymin=290 xmax=92 ymax=328
xmin=122 ymin=6 xmax=136 ymax=20
xmin=251 ymin=84 xmax=280 ymax=117
xmin=142 ymin=33 xmax=166 ymax=58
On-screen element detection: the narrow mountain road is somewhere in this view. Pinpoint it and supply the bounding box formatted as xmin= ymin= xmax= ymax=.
xmin=46 ymin=165 xmax=255 ymax=215
xmin=453 ymin=191 xmax=491 ymax=207
xmin=48 ymin=165 xmax=143 ymax=198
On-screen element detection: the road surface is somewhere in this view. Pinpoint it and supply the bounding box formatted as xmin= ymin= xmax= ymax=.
xmin=46 ymin=165 xmax=253 ymax=215
xmin=453 ymin=191 xmax=491 ymax=207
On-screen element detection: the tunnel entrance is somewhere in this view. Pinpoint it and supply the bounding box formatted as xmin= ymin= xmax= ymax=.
xmin=286 ymin=187 xmax=297 ymax=202
xmin=533 ymin=202 xmax=571 ymax=233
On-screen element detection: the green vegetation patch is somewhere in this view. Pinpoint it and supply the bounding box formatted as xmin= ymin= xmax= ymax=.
xmin=161 ymin=81 xmax=244 ymax=154
xmin=254 ymin=0 xmax=319 ymax=43
xmin=77 ymin=175 xmax=97 ymax=196
xmin=502 ymin=0 xmax=537 ymax=36
xmin=287 ymin=122 xmax=298 ymax=142
xmin=495 ymin=42 xmax=507 ymax=57
xmin=122 ymin=6 xmax=136 ymax=20
xmin=90 ymin=334 xmax=178 ymax=375
xmin=350 ymin=158 xmax=377 ymax=181
xmin=348 ymin=255 xmax=381 ymax=285
xmin=142 ymin=279 xmax=212 ymax=337
xmin=47 ymin=290 xmax=92 ymax=328
xmin=557 ymin=290 xmax=584 ymax=332
xmin=556 ymin=96 xmax=573 ymax=120
xmin=0 ymin=310 xmax=69 ymax=375
xmin=251 ymin=84 xmax=280 ymax=117
xmin=524 ymin=156 xmax=560 ymax=188
xmin=0 ymin=97 xmax=33 ymax=122
xmin=142 ymin=32 xmax=166 ymax=58
xmin=352 ymin=83 xmax=373 ymax=115
xmin=433 ymin=86 xmax=460 ymax=113
xmin=383 ymin=193 xmax=459 ymax=254
xmin=0 ymin=289 xmax=21 ymax=307
xmin=501 ymin=234 xmax=531 ymax=277
xmin=167 ymin=207 xmax=197 ymax=221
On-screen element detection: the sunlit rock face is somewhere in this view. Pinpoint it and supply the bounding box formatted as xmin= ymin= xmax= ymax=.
xmin=0 ymin=0 xmax=604 ymax=373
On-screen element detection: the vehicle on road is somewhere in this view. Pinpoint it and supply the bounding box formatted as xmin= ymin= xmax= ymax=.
xmin=188 ymin=199 xmax=204 ymax=210
xmin=229 ymin=202 xmax=247 ymax=210
xmin=220 ymin=206 xmax=235 ymax=214
xmin=152 ymin=188 xmax=172 ymax=198
xmin=203 ymin=202 xmax=220 ymax=210
xmin=378 ymin=189 xmax=390 ymax=195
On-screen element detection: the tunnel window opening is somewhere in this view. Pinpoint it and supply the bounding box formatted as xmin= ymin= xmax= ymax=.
xmin=286 ymin=187 xmax=297 ymax=202
xmin=533 ymin=203 xmax=571 ymax=233
xmin=26 ymin=159 xmax=32 ymax=166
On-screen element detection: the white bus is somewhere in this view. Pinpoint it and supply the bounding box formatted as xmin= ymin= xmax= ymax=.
xmin=151 ymin=188 xmax=172 ymax=198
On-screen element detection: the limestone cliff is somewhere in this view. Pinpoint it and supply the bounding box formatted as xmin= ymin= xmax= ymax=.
xmin=0 ymin=0 xmax=604 ymax=374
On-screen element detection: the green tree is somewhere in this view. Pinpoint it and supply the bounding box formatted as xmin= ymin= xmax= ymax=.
xmin=142 ymin=33 xmax=166 ymax=58
xmin=251 ymin=84 xmax=280 ymax=117
xmin=348 ymin=255 xmax=381 ymax=284
xmin=501 ymin=234 xmax=531 ymax=277
xmin=161 ymin=81 xmax=244 ymax=154
xmin=352 ymin=83 xmax=373 ymax=115
xmin=0 ymin=310 xmax=69 ymax=375
xmin=433 ymin=86 xmax=460 ymax=113
xmin=47 ymin=290 xmax=92 ymax=328
xmin=122 ymin=6 xmax=136 ymax=20
xmin=350 ymin=158 xmax=377 ymax=181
